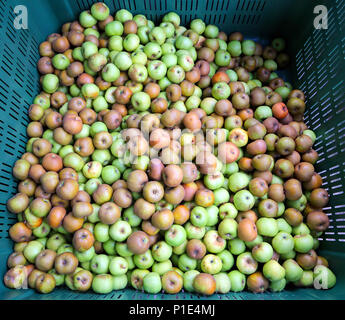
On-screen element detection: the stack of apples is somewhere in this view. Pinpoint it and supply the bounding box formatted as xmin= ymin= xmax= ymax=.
xmin=4 ymin=2 xmax=336 ymax=295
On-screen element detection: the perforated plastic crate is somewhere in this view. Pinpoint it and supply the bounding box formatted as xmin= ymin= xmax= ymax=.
xmin=0 ymin=0 xmax=344 ymax=300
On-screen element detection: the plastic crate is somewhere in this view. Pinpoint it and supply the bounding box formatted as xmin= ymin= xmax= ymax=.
xmin=0 ymin=0 xmax=344 ymax=300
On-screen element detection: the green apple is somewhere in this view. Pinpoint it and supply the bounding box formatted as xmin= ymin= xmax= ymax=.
xmin=152 ymin=260 xmax=173 ymax=276
xmin=183 ymin=270 xmax=200 ymax=292
xmin=228 ymin=270 xmax=246 ymax=292
xmin=294 ymin=234 xmax=314 ymax=253
xmin=143 ymin=272 xmax=162 ymax=294
xmin=113 ymin=274 xmax=128 ymax=290
xmin=228 ymin=172 xmax=251 ymax=192
xmin=228 ymin=238 xmax=246 ymax=255
xmin=109 ymin=221 xmax=132 ymax=242
xmin=263 ymin=260 xmax=285 ymax=282
xmin=203 ymin=230 xmax=226 ymax=253
xmin=256 ymin=217 xmax=279 ymax=237
xmin=178 ymin=254 xmax=197 ymax=272
xmin=236 ymin=252 xmax=258 ymax=275
xmin=214 ymin=272 xmax=231 ymax=293
xmin=109 ymin=256 xmax=128 ymax=276
xmin=217 ymin=250 xmax=234 ymax=272
xmin=90 ymin=254 xmax=109 ymax=274
xmin=270 ymin=278 xmax=286 ymax=292
xmin=165 ymin=224 xmax=187 ymax=246
xmin=190 ymin=206 xmax=208 ymax=227
xmin=252 ymin=242 xmax=273 ymax=263
xmin=201 ymin=254 xmax=222 ymax=274
xmin=233 ymin=190 xmax=255 ymax=211
xmin=283 ymin=259 xmax=303 ymax=282
xmin=152 ymin=241 xmax=172 ymax=262
xmin=92 ymin=274 xmax=113 ymax=294
xmin=272 ymin=232 xmax=294 ymax=254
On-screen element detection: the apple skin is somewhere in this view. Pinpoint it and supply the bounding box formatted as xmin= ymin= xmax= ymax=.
xmin=92 ymin=274 xmax=113 ymax=294
xmin=152 ymin=260 xmax=173 ymax=276
xmin=183 ymin=270 xmax=200 ymax=292
xmin=90 ymin=254 xmax=110 ymax=275
xmin=228 ymin=238 xmax=246 ymax=255
xmin=217 ymin=249 xmax=234 ymax=272
xmin=218 ymin=218 xmax=238 ymax=240
xmin=256 ymin=217 xmax=279 ymax=237
xmin=143 ymin=272 xmax=162 ymax=294
xmin=236 ymin=252 xmax=258 ymax=275
xmin=165 ymin=224 xmax=187 ymax=247
xmin=228 ymin=270 xmax=246 ymax=292
xmin=252 ymin=242 xmax=273 ymax=263
xmin=283 ymin=259 xmax=303 ymax=282
xmin=112 ymin=274 xmax=128 ymax=290
xmin=200 ymin=254 xmax=222 ymax=274
xmin=294 ymin=234 xmax=314 ymax=253
xmin=272 ymin=232 xmax=294 ymax=254
xmin=152 ymin=241 xmax=173 ymax=262
xmin=214 ymin=272 xmax=231 ymax=293
xmin=23 ymin=240 xmax=44 ymax=263
xmin=269 ymin=278 xmax=286 ymax=292
xmin=233 ymin=190 xmax=255 ymax=211
xmin=109 ymin=256 xmax=128 ymax=276
xmin=262 ymin=260 xmax=285 ymax=282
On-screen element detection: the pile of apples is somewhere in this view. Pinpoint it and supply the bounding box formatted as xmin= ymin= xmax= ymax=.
xmin=4 ymin=2 xmax=336 ymax=295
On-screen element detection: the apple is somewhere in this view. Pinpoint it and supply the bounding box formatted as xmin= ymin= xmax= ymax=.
xmin=144 ymin=42 xmax=162 ymax=60
xmin=228 ymin=270 xmax=246 ymax=292
xmin=201 ymin=254 xmax=222 ymax=274
xmin=205 ymin=205 xmax=219 ymax=227
xmin=294 ymin=234 xmax=314 ymax=253
xmin=112 ymin=274 xmax=128 ymax=290
xmin=215 ymin=50 xmax=231 ymax=67
xmin=123 ymin=34 xmax=140 ymax=52
xmin=152 ymin=260 xmax=173 ymax=276
xmin=228 ymin=172 xmax=251 ymax=192
xmin=115 ymin=8 xmax=133 ymax=23
xmin=108 ymin=35 xmax=123 ymax=51
xmin=92 ymin=274 xmax=113 ymax=294
xmin=228 ymin=238 xmax=246 ymax=255
xmin=272 ymin=231 xmax=294 ymax=254
xmin=133 ymin=250 xmax=154 ymax=269
xmin=109 ymin=256 xmax=128 ymax=276
xmin=42 ymin=74 xmax=59 ymax=94
xmin=218 ymin=218 xmax=238 ymax=240
xmin=214 ymin=272 xmax=231 ymax=293
xmin=212 ymin=82 xmax=231 ymax=100
xmin=190 ymin=19 xmax=205 ymax=34
xmin=269 ymin=278 xmax=286 ymax=292
xmin=167 ymin=65 xmax=185 ymax=83
xmin=185 ymin=222 xmax=206 ymax=240
xmin=147 ymin=60 xmax=167 ymax=80
xmin=263 ymin=260 xmax=285 ymax=281
xmin=90 ymin=254 xmax=109 ymax=274
xmin=116 ymin=242 xmax=133 ymax=258
xmin=256 ymin=217 xmax=279 ymax=237
xmin=283 ymin=259 xmax=303 ymax=282
xmin=101 ymin=165 xmax=120 ymax=185
xmin=292 ymin=223 xmax=311 ymax=236
xmin=163 ymin=12 xmax=181 ymax=27
xmin=236 ymin=252 xmax=258 ymax=275
xmin=105 ymin=20 xmax=124 ymax=36
xmin=74 ymin=246 xmax=95 ymax=263
xmin=242 ymin=40 xmax=256 ymax=56
xmin=165 ymin=224 xmax=187 ymax=247
xmin=172 ymin=239 xmax=187 ymax=255
xmin=203 ymin=230 xmax=226 ymax=253
xmin=161 ymin=54 xmax=178 ymax=68
xmin=227 ymin=40 xmax=242 ymax=57
xmin=178 ymin=254 xmax=197 ymax=272
xmin=277 ymin=218 xmax=293 ymax=233
xmin=233 ymin=190 xmax=255 ymax=211
xmin=294 ymin=271 xmax=314 ymax=287
xmin=183 ymin=270 xmax=200 ymax=292
xmin=219 ymin=203 xmax=238 ymax=220
xmin=252 ymin=242 xmax=273 ymax=263
xmin=142 ymin=272 xmax=162 ymax=294
xmin=152 ymin=241 xmax=173 ymax=262
xmin=47 ymin=234 xmax=66 ymax=251
xmin=52 ymin=54 xmax=70 ymax=70
xmin=23 ymin=240 xmax=44 ymax=263
xmin=190 ymin=206 xmax=208 ymax=227
xmin=131 ymin=91 xmax=151 ymax=111
xmin=109 ymin=220 xmax=132 ymax=242
xmin=131 ymin=269 xmax=150 ymax=290
xmin=217 ymin=249 xmax=234 ymax=271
